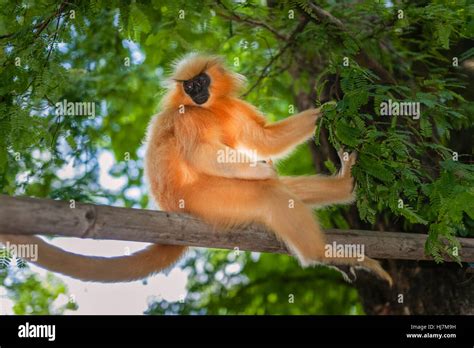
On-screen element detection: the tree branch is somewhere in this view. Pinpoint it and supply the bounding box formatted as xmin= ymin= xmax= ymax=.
xmin=1 ymin=195 xmax=473 ymax=262
xmin=216 ymin=12 xmax=288 ymax=42
xmin=303 ymin=2 xmax=397 ymax=85
xmin=0 ymin=2 xmax=67 ymax=40
xmin=242 ymin=17 xmax=309 ymax=97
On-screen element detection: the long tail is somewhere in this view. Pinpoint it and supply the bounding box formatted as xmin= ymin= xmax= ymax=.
xmin=0 ymin=234 xmax=187 ymax=282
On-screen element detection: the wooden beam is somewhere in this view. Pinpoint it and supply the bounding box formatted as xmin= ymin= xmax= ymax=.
xmin=0 ymin=195 xmax=473 ymax=262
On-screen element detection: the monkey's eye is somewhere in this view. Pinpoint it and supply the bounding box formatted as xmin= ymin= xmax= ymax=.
xmin=183 ymin=81 xmax=194 ymax=92
xmin=197 ymin=73 xmax=210 ymax=86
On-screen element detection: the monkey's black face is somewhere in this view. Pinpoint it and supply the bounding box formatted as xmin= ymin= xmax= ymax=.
xmin=183 ymin=73 xmax=211 ymax=105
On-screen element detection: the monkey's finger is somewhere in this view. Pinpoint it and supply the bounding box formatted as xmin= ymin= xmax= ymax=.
xmin=347 ymin=151 xmax=358 ymax=166
xmin=337 ymin=148 xmax=346 ymax=163
xmin=337 ymin=149 xmax=357 ymax=178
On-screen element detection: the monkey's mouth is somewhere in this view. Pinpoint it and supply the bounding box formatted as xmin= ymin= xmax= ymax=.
xmin=193 ymin=93 xmax=209 ymax=105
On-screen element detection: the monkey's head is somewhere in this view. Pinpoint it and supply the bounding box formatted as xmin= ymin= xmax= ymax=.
xmin=167 ymin=53 xmax=245 ymax=108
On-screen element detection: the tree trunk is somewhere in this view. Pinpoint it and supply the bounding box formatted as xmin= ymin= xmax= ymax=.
xmin=356 ymin=260 xmax=474 ymax=315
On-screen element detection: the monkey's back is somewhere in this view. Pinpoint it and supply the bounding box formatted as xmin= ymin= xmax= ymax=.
xmin=145 ymin=107 xmax=219 ymax=211
xmin=145 ymin=111 xmax=187 ymax=211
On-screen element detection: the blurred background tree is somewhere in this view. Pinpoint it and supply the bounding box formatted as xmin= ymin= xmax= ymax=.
xmin=0 ymin=0 xmax=473 ymax=314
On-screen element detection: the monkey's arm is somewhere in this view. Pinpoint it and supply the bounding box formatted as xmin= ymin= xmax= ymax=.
xmin=240 ymin=108 xmax=321 ymax=159
xmin=186 ymin=142 xmax=277 ymax=180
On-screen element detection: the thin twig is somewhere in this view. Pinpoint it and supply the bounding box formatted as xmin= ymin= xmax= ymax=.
xmin=0 ymin=1 xmax=67 ymax=40
xmin=216 ymin=12 xmax=289 ymax=41
xmin=215 ymin=0 xmax=288 ymax=41
xmin=242 ymin=17 xmax=309 ymax=97
xmin=44 ymin=4 xmax=65 ymax=66
xmin=303 ymin=2 xmax=397 ymax=85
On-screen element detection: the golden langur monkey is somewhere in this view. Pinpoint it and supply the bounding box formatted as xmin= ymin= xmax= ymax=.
xmin=0 ymin=53 xmax=392 ymax=285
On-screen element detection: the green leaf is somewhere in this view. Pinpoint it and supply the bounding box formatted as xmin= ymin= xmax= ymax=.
xmin=358 ymin=155 xmax=395 ymax=182
xmin=335 ymin=121 xmax=362 ymax=147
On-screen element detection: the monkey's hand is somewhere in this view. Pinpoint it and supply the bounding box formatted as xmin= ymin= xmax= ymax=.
xmin=219 ymin=160 xmax=277 ymax=180
xmin=245 ymin=160 xmax=277 ymax=180
xmin=337 ymin=149 xmax=357 ymax=191
xmin=303 ymin=107 xmax=323 ymax=124
xmin=263 ymin=158 xmax=274 ymax=166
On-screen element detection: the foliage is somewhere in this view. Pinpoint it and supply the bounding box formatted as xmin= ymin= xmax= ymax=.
xmin=0 ymin=0 xmax=473 ymax=314
xmin=309 ymin=0 xmax=474 ymax=262
xmin=0 ymin=259 xmax=78 ymax=314
xmin=146 ymin=249 xmax=363 ymax=315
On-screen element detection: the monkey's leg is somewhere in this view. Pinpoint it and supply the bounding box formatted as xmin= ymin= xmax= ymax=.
xmin=258 ymin=188 xmax=390 ymax=285
xmin=280 ymin=150 xmax=356 ymax=207
xmin=183 ymin=177 xmax=391 ymax=285
xmin=280 ymin=175 xmax=354 ymax=207
xmin=182 ymin=178 xmax=326 ymax=264
xmin=255 ymin=186 xmax=390 ymax=285
xmin=280 ymin=153 xmax=392 ymax=285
